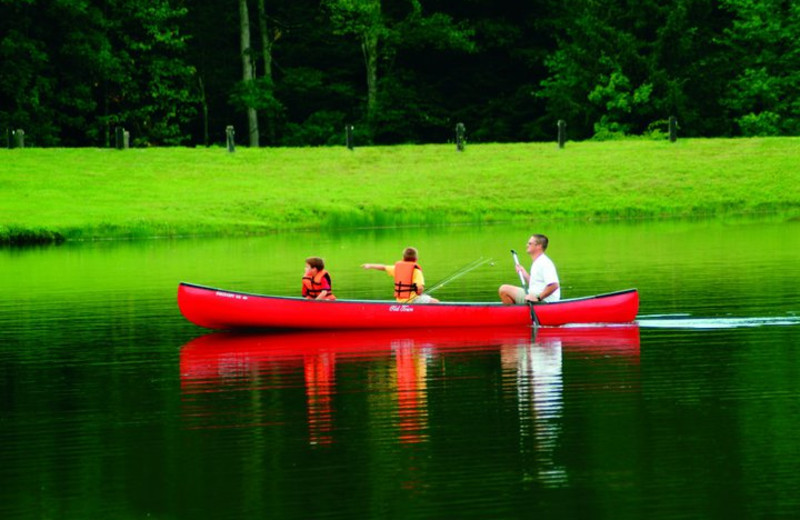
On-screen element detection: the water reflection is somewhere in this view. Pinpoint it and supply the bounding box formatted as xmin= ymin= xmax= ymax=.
xmin=180 ymin=328 xmax=533 ymax=443
xmin=304 ymin=351 xmax=336 ymax=446
xmin=505 ymin=337 xmax=566 ymax=486
xmin=503 ymin=326 xmax=641 ymax=487
xmin=394 ymin=340 xmax=428 ymax=445
xmin=180 ymin=327 xmax=639 ymax=459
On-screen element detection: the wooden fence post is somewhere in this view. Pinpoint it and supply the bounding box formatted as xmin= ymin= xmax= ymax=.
xmin=455 ymin=122 xmax=466 ymax=152
xmin=557 ymin=120 xmax=566 ymax=149
xmin=669 ymin=116 xmax=677 ymax=143
xmin=13 ymin=129 xmax=25 ymax=148
xmin=226 ymin=125 xmax=235 ymax=152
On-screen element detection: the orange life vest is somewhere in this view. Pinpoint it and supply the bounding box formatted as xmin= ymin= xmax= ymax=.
xmin=302 ymin=269 xmax=336 ymax=300
xmin=394 ymin=261 xmax=421 ymax=300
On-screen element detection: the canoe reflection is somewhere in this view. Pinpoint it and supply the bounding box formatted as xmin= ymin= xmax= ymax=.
xmin=180 ymin=326 xmax=640 ymax=451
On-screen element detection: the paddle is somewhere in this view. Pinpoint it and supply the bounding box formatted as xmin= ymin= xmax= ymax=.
xmin=511 ymin=249 xmax=540 ymax=328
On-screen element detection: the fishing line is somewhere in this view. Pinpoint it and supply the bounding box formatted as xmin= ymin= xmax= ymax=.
xmin=425 ymin=257 xmax=494 ymax=295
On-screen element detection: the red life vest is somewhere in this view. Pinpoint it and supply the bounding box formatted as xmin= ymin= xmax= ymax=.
xmin=302 ymin=269 xmax=336 ymax=300
xmin=394 ymin=261 xmax=422 ymax=300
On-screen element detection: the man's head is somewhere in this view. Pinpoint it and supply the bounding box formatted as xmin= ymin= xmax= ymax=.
xmin=403 ymin=247 xmax=418 ymax=262
xmin=526 ymin=234 xmax=549 ymax=255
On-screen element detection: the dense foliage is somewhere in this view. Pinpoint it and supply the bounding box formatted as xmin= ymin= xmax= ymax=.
xmin=1 ymin=0 xmax=798 ymax=146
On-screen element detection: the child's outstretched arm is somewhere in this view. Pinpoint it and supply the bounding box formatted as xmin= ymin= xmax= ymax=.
xmin=361 ymin=263 xmax=387 ymax=271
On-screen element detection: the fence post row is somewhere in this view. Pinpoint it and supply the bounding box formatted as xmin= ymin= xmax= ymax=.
xmin=3 ymin=117 xmax=680 ymax=150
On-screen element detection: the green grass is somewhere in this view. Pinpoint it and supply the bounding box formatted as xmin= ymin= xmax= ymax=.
xmin=2 ymin=138 xmax=799 ymax=243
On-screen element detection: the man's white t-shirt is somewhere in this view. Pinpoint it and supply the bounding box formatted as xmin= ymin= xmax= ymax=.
xmin=528 ymin=254 xmax=561 ymax=302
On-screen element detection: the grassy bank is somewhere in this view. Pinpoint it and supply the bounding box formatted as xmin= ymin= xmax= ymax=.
xmin=2 ymin=138 xmax=799 ymax=243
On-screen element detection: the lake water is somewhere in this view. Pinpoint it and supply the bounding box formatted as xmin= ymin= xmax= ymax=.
xmin=1 ymin=219 xmax=799 ymax=519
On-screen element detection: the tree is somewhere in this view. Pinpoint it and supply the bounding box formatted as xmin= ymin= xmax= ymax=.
xmin=587 ymin=63 xmax=653 ymax=138
xmin=323 ymin=0 xmax=473 ymax=138
xmin=0 ymin=0 xmax=196 ymax=146
xmin=0 ymin=0 xmax=103 ymax=145
xmin=537 ymin=0 xmax=653 ymax=139
xmin=719 ymin=0 xmax=800 ymax=136
xmin=257 ymin=0 xmax=278 ymax=143
xmin=538 ymin=0 xmax=730 ymax=139
xmin=322 ymin=0 xmax=381 ymax=128
xmin=105 ymin=0 xmax=197 ymax=145
xmin=237 ymin=0 xmax=260 ymax=146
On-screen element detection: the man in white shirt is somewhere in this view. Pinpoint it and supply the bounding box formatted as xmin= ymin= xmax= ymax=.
xmin=499 ymin=234 xmax=561 ymax=305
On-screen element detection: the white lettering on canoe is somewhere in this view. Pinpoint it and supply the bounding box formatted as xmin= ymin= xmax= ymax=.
xmin=389 ymin=305 xmax=414 ymax=313
xmin=215 ymin=291 xmax=248 ymax=301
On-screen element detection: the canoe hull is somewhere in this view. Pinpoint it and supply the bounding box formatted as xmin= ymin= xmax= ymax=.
xmin=178 ymin=283 xmax=639 ymax=330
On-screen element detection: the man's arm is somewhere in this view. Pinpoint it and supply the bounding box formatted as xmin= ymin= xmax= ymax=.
xmin=515 ymin=264 xmax=530 ymax=283
xmin=525 ymin=282 xmax=559 ymax=302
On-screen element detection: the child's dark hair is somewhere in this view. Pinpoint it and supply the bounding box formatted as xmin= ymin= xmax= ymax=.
xmin=305 ymin=257 xmax=325 ymax=270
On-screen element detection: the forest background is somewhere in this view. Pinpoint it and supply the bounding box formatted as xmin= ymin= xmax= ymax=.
xmin=1 ymin=0 xmax=797 ymax=148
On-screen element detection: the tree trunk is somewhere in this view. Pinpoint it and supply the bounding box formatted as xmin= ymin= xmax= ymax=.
xmin=103 ymin=81 xmax=110 ymax=148
xmin=362 ymin=30 xmax=379 ymax=133
xmin=257 ymin=0 xmax=272 ymax=79
xmin=198 ymin=75 xmax=209 ymax=147
xmin=257 ymin=0 xmax=275 ymax=144
xmin=239 ymin=0 xmax=259 ymax=147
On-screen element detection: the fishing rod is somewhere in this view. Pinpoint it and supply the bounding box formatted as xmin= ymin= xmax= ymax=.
xmin=425 ymin=257 xmax=494 ymax=295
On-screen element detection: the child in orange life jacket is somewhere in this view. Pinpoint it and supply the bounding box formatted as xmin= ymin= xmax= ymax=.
xmin=302 ymin=257 xmax=336 ymax=300
xmin=361 ymin=247 xmax=440 ymax=304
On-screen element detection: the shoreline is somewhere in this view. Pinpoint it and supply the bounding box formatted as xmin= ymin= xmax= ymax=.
xmin=2 ymin=210 xmax=796 ymax=247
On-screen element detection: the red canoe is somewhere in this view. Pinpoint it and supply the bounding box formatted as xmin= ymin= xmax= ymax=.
xmin=177 ymin=282 xmax=639 ymax=330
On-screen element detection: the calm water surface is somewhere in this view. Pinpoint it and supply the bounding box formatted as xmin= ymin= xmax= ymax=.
xmin=1 ymin=219 xmax=799 ymax=519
